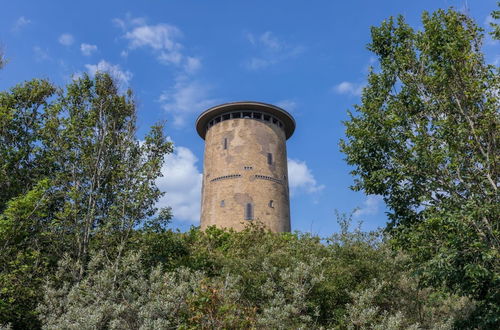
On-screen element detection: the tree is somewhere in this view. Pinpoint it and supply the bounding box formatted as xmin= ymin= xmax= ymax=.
xmin=41 ymin=73 xmax=173 ymax=268
xmin=340 ymin=8 xmax=499 ymax=327
xmin=0 ymin=73 xmax=173 ymax=328
xmin=0 ymin=79 xmax=56 ymax=212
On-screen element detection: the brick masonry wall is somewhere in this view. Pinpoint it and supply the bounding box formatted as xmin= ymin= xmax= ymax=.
xmin=200 ymin=117 xmax=291 ymax=232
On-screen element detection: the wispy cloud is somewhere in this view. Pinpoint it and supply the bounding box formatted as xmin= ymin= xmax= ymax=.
xmin=33 ymin=46 xmax=50 ymax=62
xmin=333 ymin=81 xmax=364 ymax=96
xmin=156 ymin=145 xmax=202 ymax=223
xmin=13 ymin=16 xmax=31 ymax=31
xmin=288 ymin=158 xmax=324 ymax=195
xmin=244 ymin=31 xmax=304 ymax=70
xmin=80 ymin=43 xmax=98 ymax=56
xmin=353 ymin=195 xmax=383 ymax=217
xmin=114 ymin=15 xmax=210 ymax=126
xmin=160 ymin=78 xmax=218 ymax=127
xmin=58 ymin=33 xmax=74 ymax=46
xmin=115 ymin=16 xmax=201 ymax=73
xmin=85 ymin=60 xmax=133 ymax=88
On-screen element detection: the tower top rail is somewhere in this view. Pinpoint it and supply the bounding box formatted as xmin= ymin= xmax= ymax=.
xmin=196 ymin=101 xmax=296 ymax=140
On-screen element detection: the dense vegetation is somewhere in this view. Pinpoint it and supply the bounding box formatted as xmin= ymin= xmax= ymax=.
xmin=0 ymin=6 xmax=498 ymax=329
xmin=341 ymin=8 xmax=499 ymax=327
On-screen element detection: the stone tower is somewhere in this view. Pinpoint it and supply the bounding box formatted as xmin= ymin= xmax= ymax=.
xmin=196 ymin=101 xmax=295 ymax=232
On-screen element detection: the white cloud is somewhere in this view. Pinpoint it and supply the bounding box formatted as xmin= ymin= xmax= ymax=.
xmin=125 ymin=23 xmax=182 ymax=51
xmin=80 ymin=43 xmax=98 ymax=56
xmin=112 ymin=15 xmax=146 ymax=31
xmin=184 ymin=56 xmax=202 ymax=74
xmin=116 ymin=17 xmax=202 ymax=74
xmin=353 ymin=195 xmax=383 ymax=217
xmin=156 ymin=146 xmax=202 ymax=223
xmin=247 ymin=57 xmax=275 ymax=70
xmin=123 ymin=23 xmax=186 ymax=66
xmin=33 ymin=46 xmax=50 ymax=62
xmin=160 ymin=78 xmax=218 ymax=127
xmin=259 ymin=31 xmax=283 ymax=51
xmin=85 ymin=60 xmax=133 ymax=88
xmin=245 ymin=31 xmax=304 ymax=70
xmin=58 ymin=33 xmax=75 ymax=46
xmin=13 ymin=16 xmax=31 ymax=31
xmin=333 ymin=81 xmax=364 ymax=96
xmin=287 ymin=159 xmax=324 ymax=195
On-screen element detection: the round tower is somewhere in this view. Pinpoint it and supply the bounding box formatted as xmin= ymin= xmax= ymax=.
xmin=196 ymin=101 xmax=295 ymax=232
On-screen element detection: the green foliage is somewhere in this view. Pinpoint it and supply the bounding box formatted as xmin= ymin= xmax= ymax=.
xmin=0 ymin=79 xmax=56 ymax=212
xmin=340 ymin=8 xmax=499 ymax=327
xmin=42 ymin=73 xmax=173 ymax=266
xmin=0 ymin=73 xmax=172 ymax=329
xmin=490 ymin=2 xmax=500 ymax=40
xmin=37 ymin=216 xmax=471 ymax=329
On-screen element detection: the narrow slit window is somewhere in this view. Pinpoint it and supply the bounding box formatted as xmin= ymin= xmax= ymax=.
xmin=267 ymin=153 xmax=273 ymax=165
xmin=269 ymin=200 xmax=274 ymax=208
xmin=220 ymin=200 xmax=225 ymax=207
xmin=223 ymin=138 xmax=228 ymax=150
xmin=245 ymin=203 xmax=253 ymax=220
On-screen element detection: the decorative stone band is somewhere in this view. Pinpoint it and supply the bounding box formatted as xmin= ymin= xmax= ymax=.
xmin=210 ymin=174 xmax=242 ymax=182
xmin=254 ymin=174 xmax=283 ymax=185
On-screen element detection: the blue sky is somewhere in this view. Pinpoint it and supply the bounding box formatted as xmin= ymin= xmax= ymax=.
xmin=1 ymin=0 xmax=498 ymax=236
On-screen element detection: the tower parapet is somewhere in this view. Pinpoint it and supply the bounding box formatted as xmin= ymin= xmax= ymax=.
xmin=196 ymin=101 xmax=295 ymax=232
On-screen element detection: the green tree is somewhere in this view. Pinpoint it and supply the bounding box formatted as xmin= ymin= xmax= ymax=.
xmin=41 ymin=73 xmax=173 ymax=269
xmin=340 ymin=8 xmax=499 ymax=327
xmin=0 ymin=73 xmax=173 ymax=328
xmin=490 ymin=2 xmax=500 ymax=40
xmin=0 ymin=79 xmax=56 ymax=212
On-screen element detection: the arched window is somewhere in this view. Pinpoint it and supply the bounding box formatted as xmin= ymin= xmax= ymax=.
xmin=245 ymin=203 xmax=253 ymax=220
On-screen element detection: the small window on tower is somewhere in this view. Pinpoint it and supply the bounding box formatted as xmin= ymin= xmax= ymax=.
xmin=245 ymin=203 xmax=253 ymax=220
xmin=223 ymin=138 xmax=228 ymax=150
xmin=220 ymin=200 xmax=225 ymax=207
xmin=269 ymin=200 xmax=274 ymax=208
xmin=267 ymin=153 xmax=273 ymax=165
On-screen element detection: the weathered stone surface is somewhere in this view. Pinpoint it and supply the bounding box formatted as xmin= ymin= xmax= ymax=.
xmin=197 ymin=102 xmax=294 ymax=232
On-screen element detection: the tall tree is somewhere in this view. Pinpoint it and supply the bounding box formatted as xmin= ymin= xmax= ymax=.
xmin=0 ymin=73 xmax=173 ymax=328
xmin=0 ymin=79 xmax=55 ymax=212
xmin=340 ymin=8 xmax=499 ymax=327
